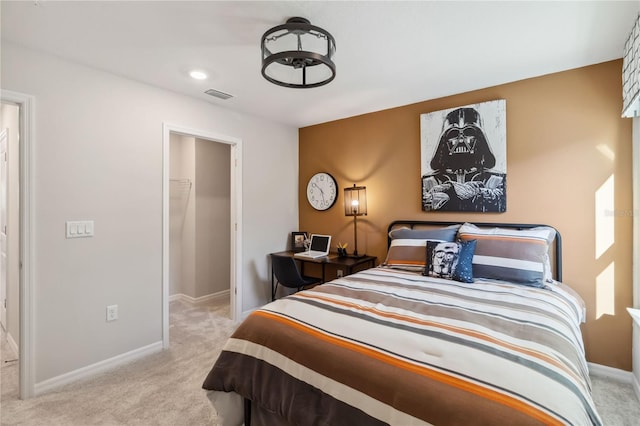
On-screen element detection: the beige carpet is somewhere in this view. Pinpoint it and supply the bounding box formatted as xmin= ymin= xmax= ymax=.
xmin=2 ymin=299 xmax=640 ymax=425
xmin=1 ymin=300 xmax=237 ymax=425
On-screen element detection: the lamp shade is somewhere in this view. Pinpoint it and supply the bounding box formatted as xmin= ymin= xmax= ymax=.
xmin=344 ymin=184 xmax=367 ymax=216
xmin=261 ymin=17 xmax=336 ymax=89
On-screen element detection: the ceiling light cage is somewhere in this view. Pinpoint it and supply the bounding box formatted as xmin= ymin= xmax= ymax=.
xmin=261 ymin=17 xmax=336 ymax=89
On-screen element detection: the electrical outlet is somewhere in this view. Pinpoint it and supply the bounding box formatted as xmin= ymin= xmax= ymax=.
xmin=336 ymin=269 xmax=344 ymax=278
xmin=106 ymin=305 xmax=118 ymax=322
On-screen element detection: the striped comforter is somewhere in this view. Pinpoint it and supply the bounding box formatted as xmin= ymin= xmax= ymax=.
xmin=203 ymin=267 xmax=601 ymax=425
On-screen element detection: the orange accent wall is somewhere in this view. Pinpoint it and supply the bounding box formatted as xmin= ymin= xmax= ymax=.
xmin=299 ymin=60 xmax=633 ymax=370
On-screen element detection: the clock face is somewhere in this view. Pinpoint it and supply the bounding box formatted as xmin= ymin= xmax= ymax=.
xmin=307 ymin=172 xmax=338 ymax=211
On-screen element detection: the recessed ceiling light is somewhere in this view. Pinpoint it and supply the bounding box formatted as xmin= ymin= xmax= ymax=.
xmin=189 ymin=70 xmax=208 ymax=80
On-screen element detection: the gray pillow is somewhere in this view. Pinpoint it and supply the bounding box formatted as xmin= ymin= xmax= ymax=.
xmin=388 ymin=225 xmax=460 ymax=242
xmin=457 ymin=223 xmax=555 ymax=288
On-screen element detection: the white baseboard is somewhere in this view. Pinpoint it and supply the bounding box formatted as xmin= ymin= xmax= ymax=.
xmin=588 ymin=362 xmax=640 ymax=402
xmin=241 ymin=307 xmax=257 ymax=321
xmin=588 ymin=362 xmax=634 ymax=383
xmin=169 ymin=289 xmax=230 ymax=305
xmin=34 ymin=341 xmax=163 ymax=396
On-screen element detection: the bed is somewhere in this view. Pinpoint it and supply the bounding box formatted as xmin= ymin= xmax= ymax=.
xmin=203 ymin=221 xmax=601 ymax=425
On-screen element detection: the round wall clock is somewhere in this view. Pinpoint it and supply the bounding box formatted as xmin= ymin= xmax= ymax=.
xmin=306 ymin=172 xmax=338 ymax=211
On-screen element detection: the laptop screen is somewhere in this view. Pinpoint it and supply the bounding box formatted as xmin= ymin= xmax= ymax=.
xmin=310 ymin=235 xmax=330 ymax=252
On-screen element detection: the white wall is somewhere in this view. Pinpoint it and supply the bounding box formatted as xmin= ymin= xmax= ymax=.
xmin=1 ymin=43 xmax=299 ymax=384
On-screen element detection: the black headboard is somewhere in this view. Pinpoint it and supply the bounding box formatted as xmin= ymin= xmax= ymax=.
xmin=387 ymin=220 xmax=562 ymax=282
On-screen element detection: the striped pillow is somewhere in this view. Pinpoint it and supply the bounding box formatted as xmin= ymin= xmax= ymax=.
xmin=388 ymin=225 xmax=459 ymax=241
xmin=383 ymin=238 xmax=443 ymax=272
xmin=457 ymin=223 xmax=555 ymax=288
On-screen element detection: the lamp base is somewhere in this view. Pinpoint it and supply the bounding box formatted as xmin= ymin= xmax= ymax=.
xmin=348 ymin=253 xmax=367 ymax=259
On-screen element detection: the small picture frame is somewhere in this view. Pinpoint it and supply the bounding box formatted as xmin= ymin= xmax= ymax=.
xmin=291 ymin=231 xmax=308 ymax=252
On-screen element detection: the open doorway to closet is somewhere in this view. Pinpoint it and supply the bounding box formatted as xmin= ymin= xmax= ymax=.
xmin=162 ymin=124 xmax=242 ymax=349
xmin=168 ymin=134 xmax=230 ymax=304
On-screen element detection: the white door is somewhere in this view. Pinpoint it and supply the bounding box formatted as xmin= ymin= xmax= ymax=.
xmin=0 ymin=129 xmax=7 ymax=329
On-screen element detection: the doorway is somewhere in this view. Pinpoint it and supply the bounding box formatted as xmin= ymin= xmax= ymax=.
xmin=0 ymin=128 xmax=8 ymax=331
xmin=0 ymin=90 xmax=33 ymax=399
xmin=0 ymin=103 xmax=20 ymax=342
xmin=168 ymin=135 xmax=231 ymax=304
xmin=162 ymin=123 xmax=242 ymax=349
xmin=0 ymin=104 xmax=20 ymax=401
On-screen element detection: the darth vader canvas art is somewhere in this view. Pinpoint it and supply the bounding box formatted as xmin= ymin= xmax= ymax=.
xmin=420 ymin=100 xmax=507 ymax=212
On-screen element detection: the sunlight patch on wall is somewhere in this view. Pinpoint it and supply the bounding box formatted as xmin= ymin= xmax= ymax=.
xmin=596 ymin=262 xmax=615 ymax=319
xmin=595 ymin=174 xmax=615 ymax=259
xmin=596 ymin=144 xmax=615 ymax=162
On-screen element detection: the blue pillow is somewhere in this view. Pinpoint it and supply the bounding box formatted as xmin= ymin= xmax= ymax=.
xmin=424 ymin=240 xmax=476 ymax=283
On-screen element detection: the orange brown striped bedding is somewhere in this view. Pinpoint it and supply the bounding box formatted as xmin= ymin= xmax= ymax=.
xmin=203 ymin=267 xmax=601 ymax=425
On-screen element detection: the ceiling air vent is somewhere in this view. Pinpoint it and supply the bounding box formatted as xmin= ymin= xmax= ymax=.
xmin=204 ymin=88 xmax=233 ymax=100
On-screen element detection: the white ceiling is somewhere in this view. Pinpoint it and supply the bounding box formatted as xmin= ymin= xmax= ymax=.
xmin=2 ymin=1 xmax=639 ymax=128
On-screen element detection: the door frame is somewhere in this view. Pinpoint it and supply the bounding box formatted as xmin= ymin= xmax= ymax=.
xmin=634 ymin=117 xmax=640 ymax=310
xmin=1 ymin=90 xmax=34 ymax=399
xmin=1 ymin=128 xmax=8 ymax=329
xmin=162 ymin=123 xmax=242 ymax=348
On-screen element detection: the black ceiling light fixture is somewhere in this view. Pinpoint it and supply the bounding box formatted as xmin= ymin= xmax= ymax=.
xmin=261 ymin=17 xmax=336 ymax=89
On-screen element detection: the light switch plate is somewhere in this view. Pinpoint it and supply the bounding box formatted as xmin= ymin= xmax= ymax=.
xmin=66 ymin=220 xmax=95 ymax=238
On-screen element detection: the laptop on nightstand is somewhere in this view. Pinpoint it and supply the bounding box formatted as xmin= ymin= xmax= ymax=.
xmin=294 ymin=234 xmax=332 ymax=259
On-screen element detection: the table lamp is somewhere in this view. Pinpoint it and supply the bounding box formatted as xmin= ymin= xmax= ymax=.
xmin=344 ymin=184 xmax=367 ymax=257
